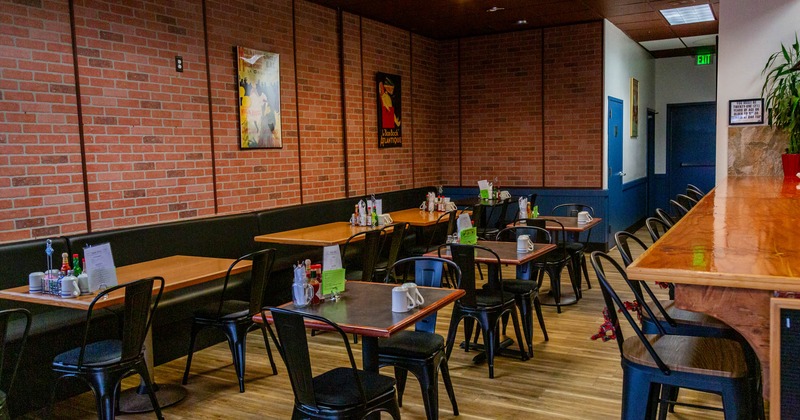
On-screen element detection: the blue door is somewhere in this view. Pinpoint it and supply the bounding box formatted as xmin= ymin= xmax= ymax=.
xmin=607 ymin=97 xmax=624 ymax=240
xmin=667 ymin=102 xmax=716 ymax=198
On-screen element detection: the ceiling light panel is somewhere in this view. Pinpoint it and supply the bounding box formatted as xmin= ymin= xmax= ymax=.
xmin=660 ymin=4 xmax=715 ymax=26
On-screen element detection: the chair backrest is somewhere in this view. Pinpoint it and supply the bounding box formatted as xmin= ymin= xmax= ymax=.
xmin=343 ymin=229 xmax=385 ymax=282
xmin=686 ymin=184 xmax=705 ymax=195
xmin=464 ymin=204 xmax=484 ymax=230
xmin=645 ymin=217 xmax=670 ymax=243
xmin=589 ymin=252 xmax=671 ymax=374
xmin=386 ymin=256 xmax=462 ymax=333
xmin=269 ymin=307 xmax=366 ymax=410
xmin=669 ymin=199 xmax=690 ymax=219
xmin=248 ymin=248 xmax=276 ymax=316
xmin=444 ymin=243 xmax=506 ymax=307
xmin=552 ymin=203 xmax=595 ymax=243
xmin=425 ymin=212 xmax=456 ymax=252
xmin=614 ymin=230 xmax=647 ymax=268
xmin=494 ymin=198 xmax=512 ymax=229
xmin=79 ymin=277 xmax=164 ymax=367
xmin=382 ymin=222 xmax=409 ymax=275
xmin=686 ymin=188 xmax=704 ymax=201
xmin=654 ymin=208 xmax=675 ymax=228
xmin=0 ymin=308 xmax=31 ymax=396
xmin=495 ymin=225 xmax=551 ymax=245
xmin=527 ymin=193 xmax=538 ymax=207
xmin=675 ymin=194 xmax=698 ymax=210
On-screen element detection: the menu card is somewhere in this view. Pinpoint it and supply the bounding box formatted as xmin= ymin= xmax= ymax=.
xmin=83 ymin=243 xmax=118 ymax=292
xmin=322 ymin=245 xmax=345 ymax=295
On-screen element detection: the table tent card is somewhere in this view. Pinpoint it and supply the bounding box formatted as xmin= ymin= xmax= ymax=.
xmin=82 ymin=243 xmax=118 ymax=292
xmin=322 ymin=245 xmax=345 ymax=296
xmin=456 ymin=213 xmax=477 ymax=245
xmin=478 ymin=180 xmax=490 ymax=199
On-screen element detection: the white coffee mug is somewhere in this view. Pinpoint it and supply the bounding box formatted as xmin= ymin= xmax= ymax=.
xmin=577 ymin=211 xmax=593 ymax=224
xmin=59 ymin=274 xmax=80 ymax=298
xmin=77 ymin=273 xmax=90 ymax=295
xmin=292 ymin=283 xmax=314 ymax=308
xmin=392 ymin=286 xmax=415 ymax=313
xmin=28 ymin=272 xmax=44 ymax=294
xmin=517 ymin=234 xmax=535 ymax=253
xmin=402 ymin=283 xmax=425 ymax=307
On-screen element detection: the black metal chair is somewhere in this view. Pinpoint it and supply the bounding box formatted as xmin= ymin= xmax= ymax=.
xmin=516 ymin=218 xmax=576 ymax=313
xmin=182 ymin=248 xmax=279 ymax=392
xmin=590 ymin=252 xmax=761 ymax=420
xmin=686 ymin=184 xmax=705 ymax=196
xmin=443 ymin=243 xmax=527 ymax=378
xmin=669 ymin=199 xmax=690 ymax=219
xmin=494 ymin=226 xmax=549 ymax=357
xmin=378 ymin=257 xmax=460 ymax=419
xmin=479 ymin=197 xmax=512 ymax=240
xmin=50 ymin=277 xmax=165 ymax=420
xmin=654 ymin=208 xmax=675 ymax=228
xmin=645 ymin=217 xmax=671 ymax=243
xmin=267 ymin=307 xmax=401 ymax=420
xmin=0 ymin=308 xmax=31 ymax=420
xmin=374 ymin=222 xmax=410 ymax=282
xmin=675 ymin=194 xmax=698 ymax=210
xmin=552 ymin=203 xmax=594 ymax=292
xmin=686 ymin=187 xmax=704 ymax=202
xmin=343 ymin=229 xmax=385 ymax=282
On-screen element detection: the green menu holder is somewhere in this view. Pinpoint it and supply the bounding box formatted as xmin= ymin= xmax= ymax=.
xmin=321 ymin=268 xmax=346 ymax=296
xmin=459 ymin=227 xmax=478 ymax=245
xmin=479 ymin=189 xmax=489 ymax=199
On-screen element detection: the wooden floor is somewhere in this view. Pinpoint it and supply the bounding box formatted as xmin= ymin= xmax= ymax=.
xmin=32 ymin=229 xmax=734 ymax=419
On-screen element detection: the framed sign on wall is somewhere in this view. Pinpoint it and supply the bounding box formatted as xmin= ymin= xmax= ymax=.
xmin=377 ymin=72 xmax=402 ymax=148
xmin=729 ymin=98 xmax=764 ymax=125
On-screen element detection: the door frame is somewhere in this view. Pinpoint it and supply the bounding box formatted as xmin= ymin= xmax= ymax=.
xmin=607 ymin=96 xmax=624 ymax=243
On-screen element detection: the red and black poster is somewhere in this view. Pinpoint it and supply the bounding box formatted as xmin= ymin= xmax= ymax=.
xmin=377 ymin=72 xmax=402 ymax=148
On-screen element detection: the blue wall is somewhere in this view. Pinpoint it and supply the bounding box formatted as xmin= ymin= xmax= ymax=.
xmin=444 ymin=179 xmax=651 ymax=250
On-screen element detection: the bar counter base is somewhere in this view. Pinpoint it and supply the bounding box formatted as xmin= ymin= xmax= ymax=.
xmin=118 ymin=383 xmax=187 ymax=413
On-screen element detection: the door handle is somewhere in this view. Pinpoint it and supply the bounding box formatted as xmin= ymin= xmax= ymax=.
xmin=617 ymin=172 xmax=626 ymax=177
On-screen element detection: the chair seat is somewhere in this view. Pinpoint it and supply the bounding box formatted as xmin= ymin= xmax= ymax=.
xmin=498 ymin=279 xmax=538 ymax=295
xmin=623 ymin=334 xmax=748 ymax=378
xmin=378 ymin=331 xmax=444 ymax=358
xmin=644 ymin=300 xmax=731 ymax=329
xmin=193 ymin=300 xmax=250 ymax=320
xmin=312 ymin=367 xmax=397 ymax=408
xmin=53 ymin=339 xmax=124 ymax=367
xmin=531 ymin=251 xmax=571 ymax=265
xmin=469 ymin=289 xmax=514 ymax=307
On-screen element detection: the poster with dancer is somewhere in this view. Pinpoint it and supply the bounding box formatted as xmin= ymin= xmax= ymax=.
xmin=236 ymin=46 xmax=282 ymax=149
xmin=377 ymin=72 xmax=402 ymax=148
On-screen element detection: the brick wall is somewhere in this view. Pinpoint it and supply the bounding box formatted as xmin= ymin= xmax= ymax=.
xmin=543 ymin=22 xmax=603 ymax=188
xmin=0 ymin=0 xmax=603 ymax=243
xmin=0 ymin=0 xmax=85 ymax=242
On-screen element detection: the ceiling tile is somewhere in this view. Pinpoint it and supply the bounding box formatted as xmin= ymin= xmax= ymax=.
xmin=640 ymin=38 xmax=686 ymax=51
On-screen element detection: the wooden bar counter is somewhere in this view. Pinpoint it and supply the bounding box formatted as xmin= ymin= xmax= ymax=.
xmin=627 ymin=176 xmax=800 ymax=397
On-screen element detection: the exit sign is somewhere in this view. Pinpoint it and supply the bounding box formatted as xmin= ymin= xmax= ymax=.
xmin=697 ymin=54 xmax=713 ymax=66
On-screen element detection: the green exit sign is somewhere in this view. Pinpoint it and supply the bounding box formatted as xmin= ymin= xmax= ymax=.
xmin=696 ymin=54 xmax=713 ymax=66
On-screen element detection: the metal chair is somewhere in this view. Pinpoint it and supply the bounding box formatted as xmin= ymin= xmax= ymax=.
xmin=50 ymin=277 xmax=165 ymax=420
xmin=495 ymin=226 xmax=550 ymax=356
xmin=0 ymin=308 xmax=31 ymax=420
xmin=590 ymin=252 xmax=761 ymax=420
xmin=552 ymin=203 xmax=595 ymax=292
xmin=645 ymin=217 xmax=671 ymax=243
xmin=374 ymin=222 xmax=410 ymax=282
xmin=675 ymin=194 xmax=698 ymax=210
xmin=669 ymin=199 xmax=690 ymax=219
xmin=516 ymin=218 xmax=576 ymax=313
xmin=343 ymin=229 xmax=385 ymax=282
xmin=183 ymin=248 xmax=279 ymax=392
xmin=442 ymin=243 xmax=527 ymax=378
xmin=686 ymin=187 xmax=704 ymax=202
xmin=378 ymin=257 xmax=461 ymax=419
xmin=654 ymin=208 xmax=675 ymax=228
xmin=405 ymin=211 xmax=456 ymax=257
xmin=267 ymin=307 xmax=401 ymax=420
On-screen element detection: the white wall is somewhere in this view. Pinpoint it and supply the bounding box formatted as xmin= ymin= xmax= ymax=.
xmin=604 ymin=20 xmax=655 ymax=188
xmin=654 ymin=56 xmax=717 ymax=173
xmin=717 ymin=0 xmax=800 ymax=181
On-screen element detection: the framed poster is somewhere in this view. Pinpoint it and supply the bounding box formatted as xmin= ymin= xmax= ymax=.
xmin=729 ymin=98 xmax=764 ymax=125
xmin=630 ymin=77 xmax=639 ymax=138
xmin=236 ymin=46 xmax=282 ymax=149
xmin=377 ymin=72 xmax=402 ymax=148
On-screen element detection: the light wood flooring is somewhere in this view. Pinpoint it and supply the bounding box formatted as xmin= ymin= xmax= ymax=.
xmin=32 ymin=230 xmax=737 ymax=419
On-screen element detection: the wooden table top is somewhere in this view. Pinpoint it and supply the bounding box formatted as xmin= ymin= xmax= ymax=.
xmin=254 ymin=222 xmax=386 ymax=246
xmin=627 ymin=177 xmax=800 ymax=291
xmin=389 ymin=208 xmax=452 ymax=227
xmin=254 ymin=281 xmax=464 ymax=338
xmin=424 ymin=240 xmax=555 ymax=265
xmin=0 ymin=255 xmax=249 ymax=310
xmin=509 ymin=216 xmax=602 ymax=233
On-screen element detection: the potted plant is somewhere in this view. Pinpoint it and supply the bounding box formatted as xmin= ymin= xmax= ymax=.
xmin=762 ymin=34 xmax=800 ymax=177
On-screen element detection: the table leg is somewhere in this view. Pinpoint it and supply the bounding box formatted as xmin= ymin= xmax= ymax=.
xmin=361 ymin=336 xmax=381 ymax=420
xmin=118 ymin=327 xmax=187 ymax=413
